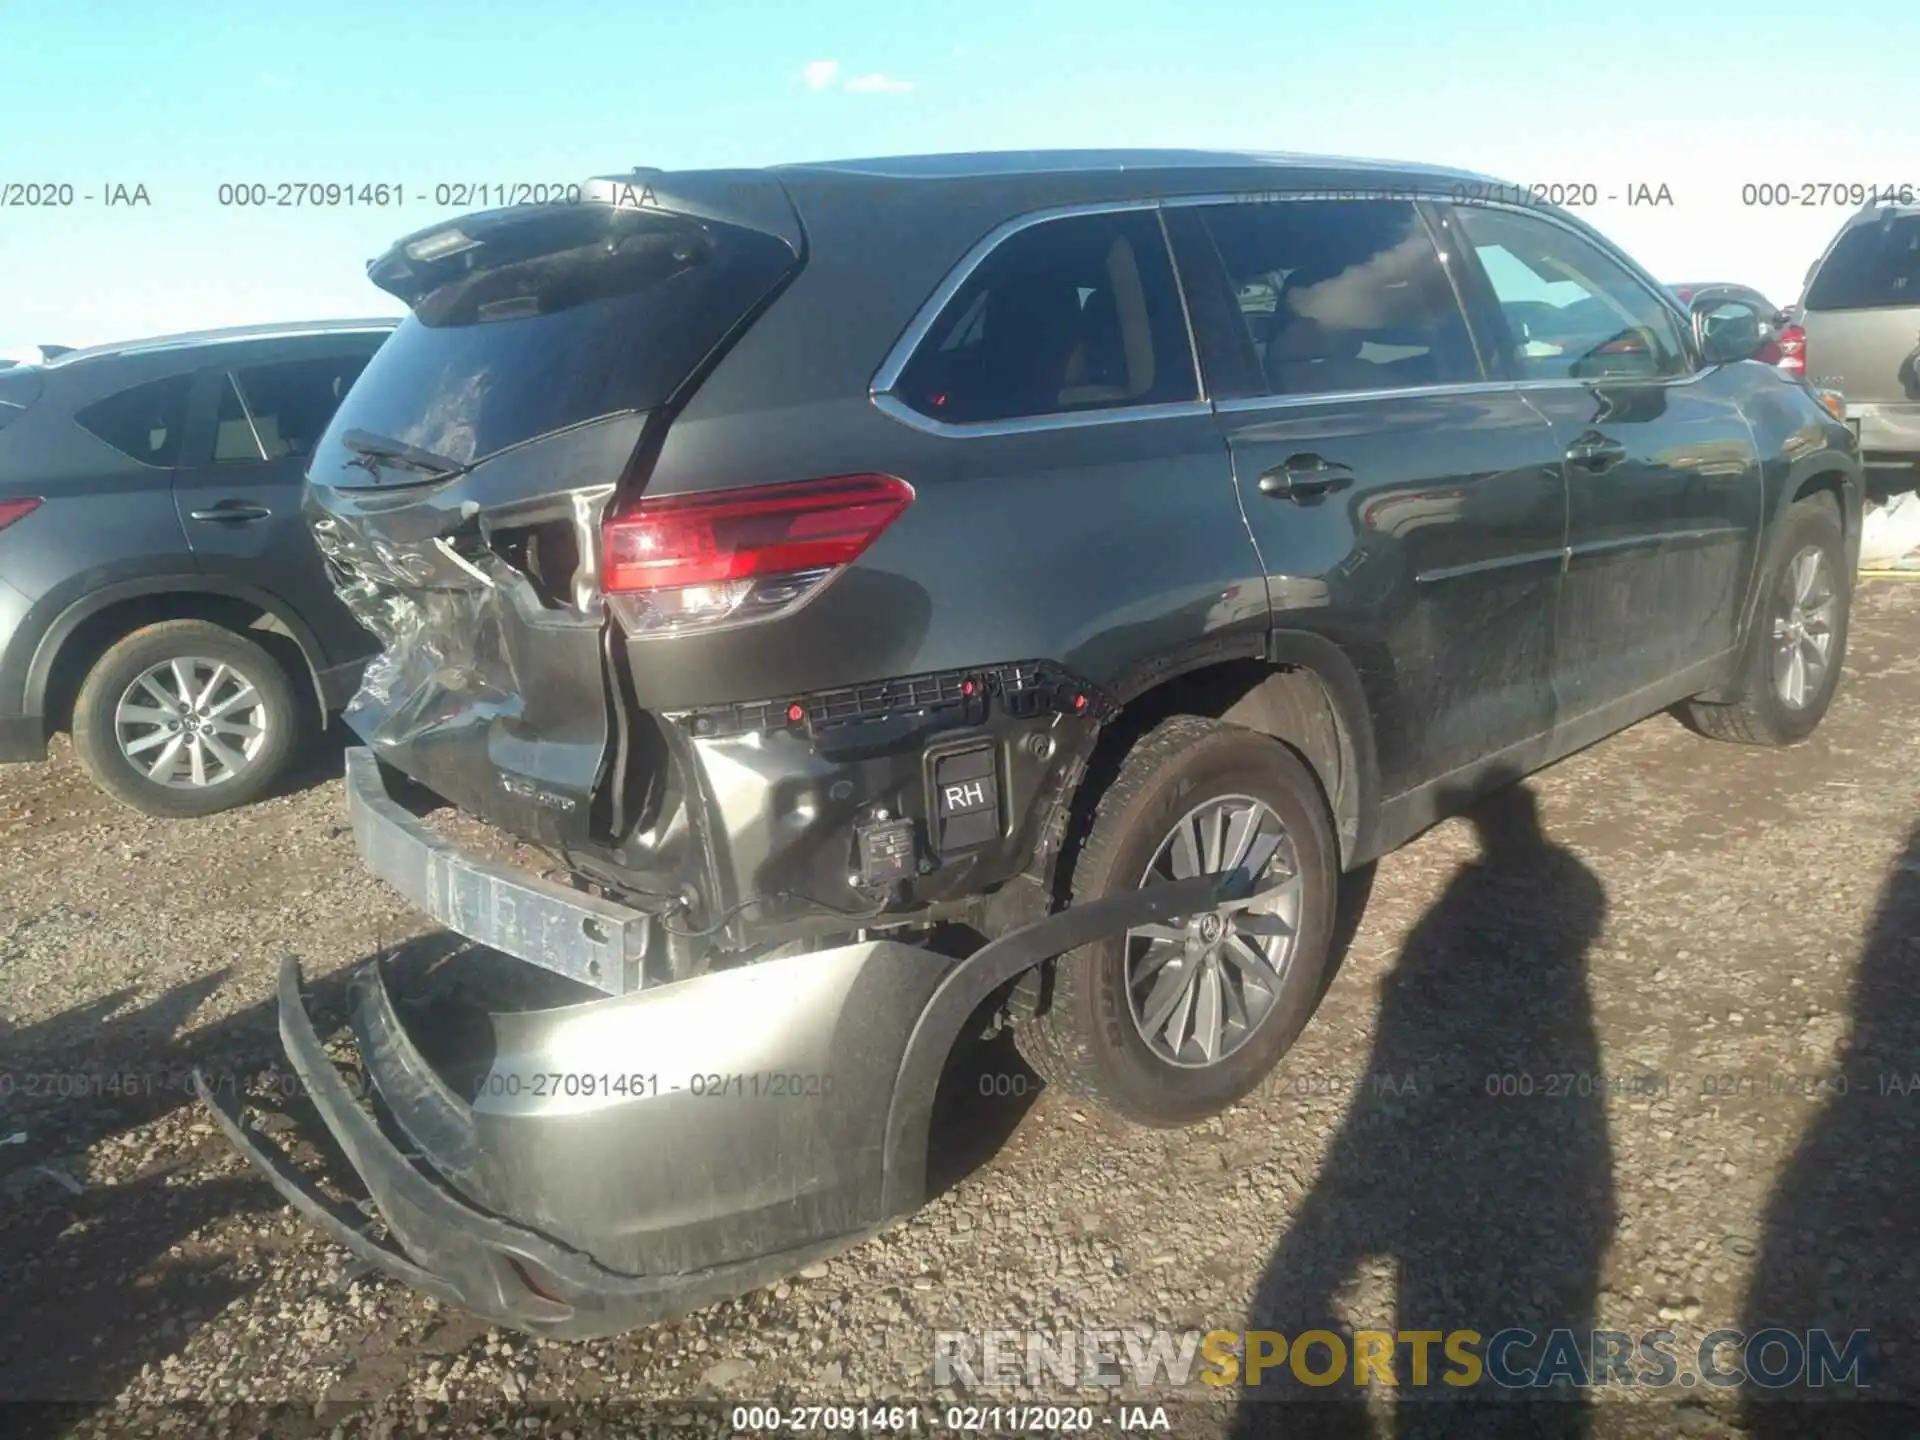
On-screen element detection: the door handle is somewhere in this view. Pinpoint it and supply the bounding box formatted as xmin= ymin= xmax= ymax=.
xmin=1258 ymin=454 xmax=1355 ymax=501
xmin=1565 ymin=431 xmax=1627 ymax=472
xmin=188 ymin=503 xmax=272 ymax=523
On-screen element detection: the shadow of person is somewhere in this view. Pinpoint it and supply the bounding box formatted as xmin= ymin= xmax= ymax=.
xmin=1740 ymin=821 xmax=1920 ymax=1432
xmin=1233 ymin=775 xmax=1614 ymax=1439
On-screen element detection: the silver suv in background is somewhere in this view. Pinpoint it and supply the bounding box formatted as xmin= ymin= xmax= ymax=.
xmin=1790 ymin=202 xmax=1920 ymax=488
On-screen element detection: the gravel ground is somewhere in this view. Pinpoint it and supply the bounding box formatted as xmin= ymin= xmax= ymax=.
xmin=3 ymin=582 xmax=1918 ymax=1438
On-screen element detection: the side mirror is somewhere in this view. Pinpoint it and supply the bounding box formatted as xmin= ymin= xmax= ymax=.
xmin=1690 ymin=291 xmax=1767 ymax=365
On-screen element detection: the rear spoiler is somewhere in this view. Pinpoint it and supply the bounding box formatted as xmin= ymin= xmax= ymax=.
xmin=364 ymin=170 xmax=805 ymax=307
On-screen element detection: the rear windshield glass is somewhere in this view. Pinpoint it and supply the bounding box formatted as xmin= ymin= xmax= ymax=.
xmin=308 ymin=206 xmax=798 ymax=479
xmin=0 ymin=367 xmax=44 ymax=432
xmin=1805 ymin=213 xmax=1920 ymax=310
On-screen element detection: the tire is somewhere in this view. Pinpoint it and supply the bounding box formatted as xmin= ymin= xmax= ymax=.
xmin=1013 ymin=715 xmax=1339 ymax=1126
xmin=1683 ymin=493 xmax=1849 ymax=746
xmin=71 ymin=620 xmax=302 ymax=818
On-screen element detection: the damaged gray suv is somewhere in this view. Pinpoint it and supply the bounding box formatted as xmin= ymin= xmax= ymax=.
xmin=200 ymin=151 xmax=1863 ymax=1338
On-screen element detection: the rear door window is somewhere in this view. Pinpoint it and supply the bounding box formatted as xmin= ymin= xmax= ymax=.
xmin=891 ymin=209 xmax=1199 ymax=424
xmin=308 ymin=206 xmax=799 ymax=480
xmin=213 ymin=353 xmax=373 ymax=464
xmin=72 ymin=373 xmax=194 ymax=467
xmin=1185 ymin=199 xmax=1481 ymax=399
xmin=1805 ymin=213 xmax=1920 ymax=310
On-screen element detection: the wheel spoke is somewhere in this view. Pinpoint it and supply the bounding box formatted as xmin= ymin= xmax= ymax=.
xmin=202 ymin=732 xmax=248 ymax=776
xmin=1192 ymin=959 xmax=1224 ymax=1063
xmin=193 ymin=662 xmax=231 ymax=711
xmin=207 ymin=683 xmax=260 ymax=720
xmin=1168 ymin=815 xmax=1202 ymax=880
xmin=1133 ymin=922 xmax=1186 ymax=943
xmin=138 ymin=676 xmax=179 ymax=712
xmin=169 ymin=659 xmax=199 ymax=707
xmin=1228 ymin=932 xmax=1284 ymax=977
xmin=145 ymin=733 xmax=185 ymax=779
xmin=123 ymin=727 xmax=175 ymax=756
xmin=1239 ymin=826 xmax=1285 ymax=882
xmin=1131 ymin=938 xmax=1185 ymax=984
xmin=187 ymin=736 xmax=209 ymax=787
xmin=1138 ymin=959 xmax=1195 ymax=1040
xmin=1220 ymin=805 xmax=1259 ymax=876
xmin=117 ymin=703 xmax=174 ymax=728
xmin=209 ymin=718 xmax=263 ymax=741
xmin=1234 ymin=910 xmax=1296 ymax=940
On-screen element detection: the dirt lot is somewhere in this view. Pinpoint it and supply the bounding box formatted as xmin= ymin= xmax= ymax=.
xmin=3 ymin=582 xmax=1918 ymax=1437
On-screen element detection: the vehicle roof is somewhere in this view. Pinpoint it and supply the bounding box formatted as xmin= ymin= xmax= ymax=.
xmin=42 ymin=317 xmax=399 ymax=370
xmin=772 ymin=147 xmax=1500 ymax=187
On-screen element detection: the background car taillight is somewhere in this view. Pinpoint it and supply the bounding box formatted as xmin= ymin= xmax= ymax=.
xmin=1775 ymin=323 xmax=1807 ymax=376
xmin=601 ymin=474 xmax=913 ymax=636
xmin=0 ymin=497 xmax=42 ymax=531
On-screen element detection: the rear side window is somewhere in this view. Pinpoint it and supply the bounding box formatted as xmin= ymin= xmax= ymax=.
xmin=891 ymin=210 xmax=1198 ymax=424
xmin=1190 ymin=200 xmax=1479 ymax=398
xmin=1805 ymin=213 xmax=1920 ymax=311
xmin=308 ymin=206 xmax=798 ymax=478
xmin=214 ymin=353 xmax=373 ymax=464
xmin=73 ymin=373 xmax=193 ymax=467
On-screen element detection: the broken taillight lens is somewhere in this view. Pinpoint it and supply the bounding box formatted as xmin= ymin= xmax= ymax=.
xmin=601 ymin=474 xmax=913 ymax=636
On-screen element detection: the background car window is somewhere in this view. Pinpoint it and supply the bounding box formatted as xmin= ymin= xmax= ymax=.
xmin=72 ymin=373 xmax=193 ymax=467
xmin=893 ymin=210 xmax=1198 ymax=424
xmin=1804 ymin=212 xmax=1920 ymax=311
xmin=1195 ymin=200 xmax=1480 ymax=397
xmin=216 ymin=353 xmax=372 ymax=464
xmin=1452 ymin=206 xmax=1689 ymax=382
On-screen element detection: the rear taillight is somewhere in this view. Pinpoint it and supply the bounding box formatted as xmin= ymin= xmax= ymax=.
xmin=1775 ymin=323 xmax=1807 ymax=376
xmin=601 ymin=474 xmax=913 ymax=637
xmin=0 ymin=497 xmax=41 ymax=531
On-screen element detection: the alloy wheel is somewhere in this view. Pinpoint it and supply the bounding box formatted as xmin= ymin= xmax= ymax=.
xmin=112 ymin=656 xmax=270 ymax=789
xmin=1124 ymin=794 xmax=1303 ymax=1069
xmin=1771 ymin=545 xmax=1837 ymax=710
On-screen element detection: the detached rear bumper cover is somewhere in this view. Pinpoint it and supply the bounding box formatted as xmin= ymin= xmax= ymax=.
xmin=203 ymin=754 xmax=1240 ymax=1336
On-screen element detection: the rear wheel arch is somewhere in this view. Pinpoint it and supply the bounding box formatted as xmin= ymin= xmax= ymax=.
xmin=28 ymin=578 xmax=329 ymax=734
xmin=1058 ymin=639 xmax=1377 ymax=883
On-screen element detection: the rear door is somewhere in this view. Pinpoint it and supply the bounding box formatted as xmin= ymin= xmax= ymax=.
xmin=172 ymin=342 xmax=381 ymax=661
xmin=1442 ymin=201 xmax=1763 ymax=716
xmin=1168 ymin=195 xmax=1568 ymax=798
xmin=1799 ymin=208 xmax=1920 ymax=463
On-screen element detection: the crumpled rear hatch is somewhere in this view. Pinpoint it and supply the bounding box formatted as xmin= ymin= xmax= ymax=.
xmin=304 ymin=175 xmax=804 ymax=851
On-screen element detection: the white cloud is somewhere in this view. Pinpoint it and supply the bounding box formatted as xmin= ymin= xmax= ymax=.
xmin=801 ymin=59 xmax=840 ymax=90
xmin=844 ymin=72 xmax=916 ymax=94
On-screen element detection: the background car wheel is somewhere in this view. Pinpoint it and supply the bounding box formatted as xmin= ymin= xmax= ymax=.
xmin=71 ymin=620 xmax=301 ymax=818
xmin=1014 ymin=715 xmax=1339 ymax=1127
xmin=1684 ymin=492 xmax=1849 ymax=746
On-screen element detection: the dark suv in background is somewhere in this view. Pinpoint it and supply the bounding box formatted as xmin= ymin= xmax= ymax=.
xmin=0 ymin=319 xmax=393 ymax=815
xmin=203 ymin=152 xmax=1861 ymax=1337
xmin=1786 ymin=200 xmax=1920 ymax=486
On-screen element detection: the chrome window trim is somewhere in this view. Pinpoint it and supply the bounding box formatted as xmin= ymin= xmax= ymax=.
xmin=867 ymin=198 xmax=1200 ymax=437
xmin=47 ymin=322 xmax=397 ymax=369
xmin=1213 ymin=380 xmax=1518 ymax=415
xmin=872 ymin=392 xmax=1212 ymax=438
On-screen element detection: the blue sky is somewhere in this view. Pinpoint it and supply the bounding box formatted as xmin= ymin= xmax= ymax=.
xmin=3 ymin=0 xmax=1917 ymax=355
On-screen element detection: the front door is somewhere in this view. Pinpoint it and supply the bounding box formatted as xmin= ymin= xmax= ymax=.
xmin=1443 ymin=202 xmax=1763 ymax=717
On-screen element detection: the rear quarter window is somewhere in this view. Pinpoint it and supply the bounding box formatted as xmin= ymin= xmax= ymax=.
xmin=889 ymin=209 xmax=1199 ymax=425
xmin=1805 ymin=213 xmax=1920 ymax=310
xmin=72 ymin=373 xmax=194 ymax=466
